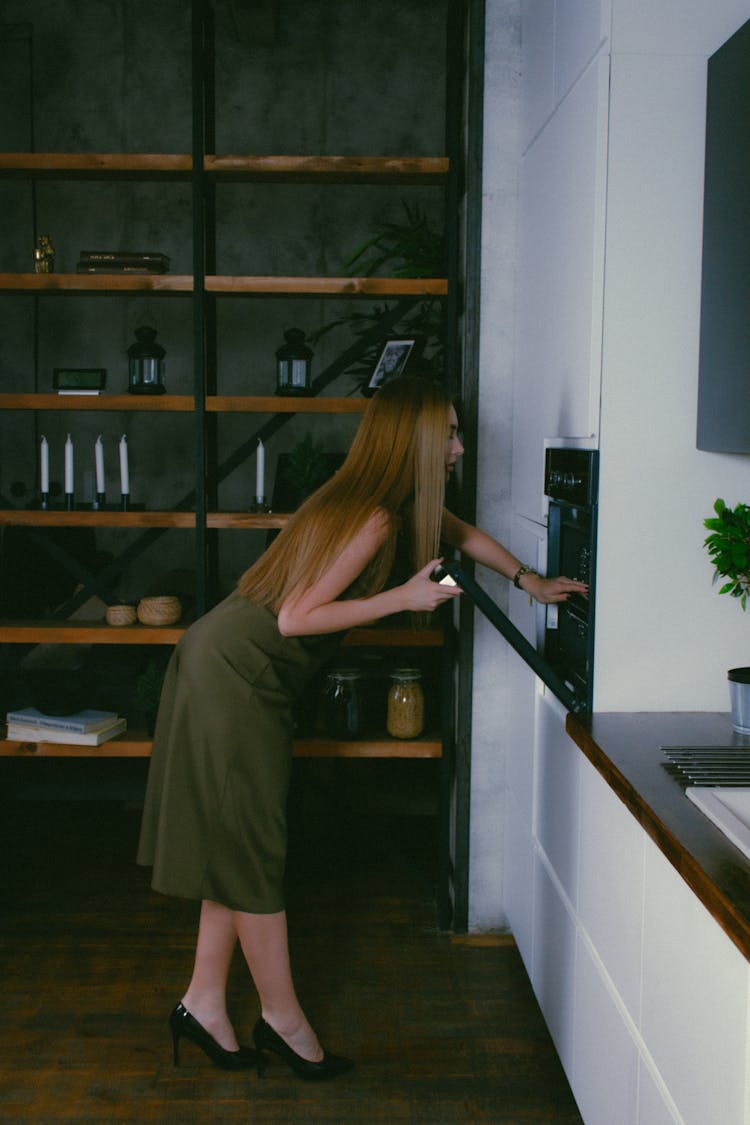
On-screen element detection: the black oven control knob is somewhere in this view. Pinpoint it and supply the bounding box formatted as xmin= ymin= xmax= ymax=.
xmin=563 ymin=472 xmax=583 ymax=489
xmin=577 ymin=546 xmax=591 ymax=581
xmin=547 ymin=469 xmax=563 ymax=487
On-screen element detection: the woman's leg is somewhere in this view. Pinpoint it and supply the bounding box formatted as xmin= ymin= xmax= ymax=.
xmin=181 ymin=899 xmax=242 ymax=1051
xmin=234 ymin=909 xmax=323 ymax=1062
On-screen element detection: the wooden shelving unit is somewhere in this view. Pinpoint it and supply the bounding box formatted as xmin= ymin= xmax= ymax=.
xmin=0 ymin=19 xmax=456 ymax=934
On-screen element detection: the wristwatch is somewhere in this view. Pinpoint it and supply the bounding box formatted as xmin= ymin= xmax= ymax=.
xmin=512 ymin=564 xmax=538 ymax=589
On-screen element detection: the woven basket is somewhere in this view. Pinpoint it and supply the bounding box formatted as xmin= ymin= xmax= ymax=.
xmin=137 ymin=595 xmax=182 ymax=626
xmin=105 ymin=603 xmax=137 ymax=627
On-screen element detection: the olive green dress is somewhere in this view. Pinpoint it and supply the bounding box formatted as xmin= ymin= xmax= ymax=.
xmin=136 ymin=591 xmax=339 ymax=913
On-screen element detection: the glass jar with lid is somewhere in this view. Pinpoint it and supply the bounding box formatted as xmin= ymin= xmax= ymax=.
xmin=323 ymin=668 xmax=364 ymax=740
xmin=386 ymin=667 xmax=424 ymax=739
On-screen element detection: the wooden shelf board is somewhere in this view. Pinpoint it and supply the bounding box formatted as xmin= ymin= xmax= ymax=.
xmin=0 ymin=393 xmax=194 ymax=411
xmin=205 ymin=154 xmax=449 ymax=182
xmin=341 ymin=627 xmax=443 ymax=647
xmin=293 ymin=738 xmax=442 ymax=758
xmin=206 ymin=395 xmax=367 ymax=413
xmin=206 ymin=276 xmax=448 ymax=296
xmin=0 ymin=510 xmax=196 ymax=528
xmin=0 ymin=734 xmax=441 ymax=758
xmin=0 ymin=510 xmax=292 ymax=530
xmin=0 ymin=273 xmax=193 ymax=293
xmin=206 ymin=512 xmax=290 ymax=529
xmin=0 ymin=620 xmax=436 ymax=647
xmin=0 ymin=394 xmax=365 ymax=413
xmin=0 ymin=152 xmax=192 ymax=177
xmin=0 ymin=736 xmax=153 ymax=757
xmin=0 ymin=622 xmax=186 ymax=644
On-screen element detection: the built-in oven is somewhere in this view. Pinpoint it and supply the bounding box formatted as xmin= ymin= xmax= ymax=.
xmin=543 ymin=447 xmax=599 ymax=712
xmin=435 ymin=447 xmax=598 ymax=716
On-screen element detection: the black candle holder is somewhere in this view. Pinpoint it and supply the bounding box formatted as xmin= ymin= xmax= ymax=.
xmin=40 ymin=493 xmax=49 ymax=510
xmin=65 ymin=493 xmax=74 ymax=511
xmin=251 ymin=496 xmax=270 ymax=513
xmin=93 ymin=492 xmax=106 ymax=510
xmin=120 ymin=494 xmax=130 ymax=512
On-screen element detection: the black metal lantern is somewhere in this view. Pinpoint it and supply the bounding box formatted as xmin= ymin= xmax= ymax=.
xmin=275 ymin=328 xmax=312 ymax=396
xmin=128 ymin=326 xmax=166 ymax=394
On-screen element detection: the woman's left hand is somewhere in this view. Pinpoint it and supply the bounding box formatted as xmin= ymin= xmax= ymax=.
xmin=523 ymin=573 xmax=588 ymax=604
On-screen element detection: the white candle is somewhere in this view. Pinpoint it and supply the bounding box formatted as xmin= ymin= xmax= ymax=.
xmin=95 ymin=435 xmax=105 ymax=494
xmin=119 ymin=434 xmax=130 ymax=494
xmin=64 ymin=434 xmax=74 ymax=494
xmin=256 ymin=438 xmax=265 ymax=498
xmin=40 ymin=435 xmax=49 ymax=493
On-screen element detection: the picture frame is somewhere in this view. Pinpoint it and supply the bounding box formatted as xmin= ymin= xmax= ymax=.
xmin=365 ymin=337 xmax=423 ymax=396
xmin=53 ymin=367 xmax=107 ymax=392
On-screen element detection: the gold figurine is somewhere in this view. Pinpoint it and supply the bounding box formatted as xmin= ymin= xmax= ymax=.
xmin=34 ymin=234 xmax=55 ymax=273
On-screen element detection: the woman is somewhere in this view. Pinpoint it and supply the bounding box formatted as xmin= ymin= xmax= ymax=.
xmin=137 ymin=376 xmax=585 ymax=1081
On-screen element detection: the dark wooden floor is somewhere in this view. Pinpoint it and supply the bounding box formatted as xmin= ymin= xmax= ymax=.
xmin=1 ymin=764 xmax=583 ymax=1124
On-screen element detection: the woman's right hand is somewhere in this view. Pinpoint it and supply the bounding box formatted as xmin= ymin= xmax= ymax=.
xmin=399 ymin=559 xmax=462 ymax=613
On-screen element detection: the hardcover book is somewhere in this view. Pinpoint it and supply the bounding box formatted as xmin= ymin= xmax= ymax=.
xmin=6 ymin=717 xmax=127 ymax=746
xmin=5 ymin=707 xmax=119 ymax=733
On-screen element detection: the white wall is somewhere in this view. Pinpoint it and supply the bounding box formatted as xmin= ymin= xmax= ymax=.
xmin=596 ymin=6 xmax=750 ymax=709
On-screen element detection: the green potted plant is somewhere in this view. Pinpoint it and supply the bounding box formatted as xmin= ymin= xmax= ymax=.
xmin=703 ymin=498 xmax=750 ymax=732
xmin=273 ymin=432 xmax=344 ymax=511
xmin=309 ymin=202 xmax=446 ymax=388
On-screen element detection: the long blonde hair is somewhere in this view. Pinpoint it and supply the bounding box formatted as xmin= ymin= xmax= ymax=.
xmin=237 ymin=377 xmax=453 ymax=610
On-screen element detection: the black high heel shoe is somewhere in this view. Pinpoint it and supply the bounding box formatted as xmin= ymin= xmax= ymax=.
xmin=169 ymin=1002 xmax=260 ymax=1070
xmin=253 ymin=1016 xmax=353 ymax=1081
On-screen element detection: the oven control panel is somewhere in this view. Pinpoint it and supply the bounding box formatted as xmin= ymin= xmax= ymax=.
xmin=543 ymin=447 xmax=599 ymax=711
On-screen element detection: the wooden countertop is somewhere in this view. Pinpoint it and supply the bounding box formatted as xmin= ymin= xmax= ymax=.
xmin=566 ymin=711 xmax=750 ymax=962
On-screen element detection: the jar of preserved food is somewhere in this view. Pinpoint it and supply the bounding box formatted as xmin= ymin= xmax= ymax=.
xmin=323 ymin=669 xmax=364 ymax=739
xmin=387 ymin=668 xmax=424 ymax=739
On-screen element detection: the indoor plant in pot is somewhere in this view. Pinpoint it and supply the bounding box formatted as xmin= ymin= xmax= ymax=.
xmin=703 ymin=498 xmax=750 ymax=732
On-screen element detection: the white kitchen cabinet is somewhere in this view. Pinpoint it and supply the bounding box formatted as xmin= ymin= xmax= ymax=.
xmin=641 ymin=832 xmax=750 ymax=1125
xmin=536 ymin=691 xmax=582 ymax=906
xmin=532 ymin=847 xmax=578 ymax=1074
xmin=571 ymin=934 xmax=640 ymax=1125
xmin=577 ymin=752 xmax=645 ymax=1019
xmin=513 ymin=52 xmax=607 ymax=522
xmin=554 ymin=0 xmax=611 ymax=104
xmin=519 ymin=706 xmax=750 ymax=1124
xmin=503 ymin=792 xmax=535 ymax=977
xmin=635 ymin=1065 xmax=682 ymax=1125
xmin=520 ymin=0 xmax=557 ymax=148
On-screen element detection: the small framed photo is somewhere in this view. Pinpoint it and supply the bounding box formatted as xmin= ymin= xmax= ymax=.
xmin=53 ymin=367 xmax=107 ymax=393
xmin=365 ymin=337 xmax=422 ymax=395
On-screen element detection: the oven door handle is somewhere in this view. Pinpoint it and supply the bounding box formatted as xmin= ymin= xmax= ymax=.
xmin=438 ymin=560 xmax=587 ymax=715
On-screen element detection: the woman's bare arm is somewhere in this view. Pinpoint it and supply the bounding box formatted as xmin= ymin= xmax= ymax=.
xmin=441 ymin=508 xmax=587 ymax=604
xmin=277 ymin=511 xmax=460 ymax=637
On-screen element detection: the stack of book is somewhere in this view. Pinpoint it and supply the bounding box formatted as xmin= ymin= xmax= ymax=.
xmin=76 ymin=250 xmax=170 ymax=274
xmin=5 ymin=707 xmax=127 ymax=745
